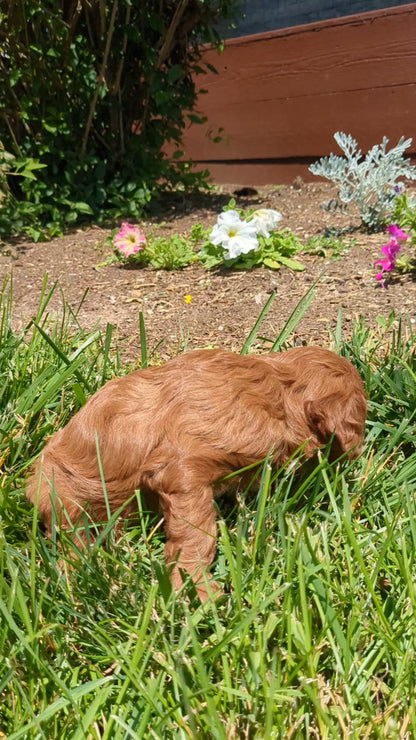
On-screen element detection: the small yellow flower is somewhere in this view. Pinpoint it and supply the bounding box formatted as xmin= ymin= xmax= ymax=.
xmin=184 ymin=294 xmax=192 ymax=304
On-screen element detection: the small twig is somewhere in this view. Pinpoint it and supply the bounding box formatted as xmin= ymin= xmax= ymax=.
xmin=139 ymin=0 xmax=191 ymax=136
xmin=156 ymin=0 xmax=190 ymax=68
xmin=1 ymin=114 xmax=24 ymax=156
xmin=112 ymin=2 xmax=131 ymax=156
xmin=80 ymin=0 xmax=119 ymax=157
xmin=111 ymin=2 xmax=131 ymax=95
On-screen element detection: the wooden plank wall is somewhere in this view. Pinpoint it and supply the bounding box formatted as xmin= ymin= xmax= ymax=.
xmin=180 ymin=3 xmax=416 ymax=184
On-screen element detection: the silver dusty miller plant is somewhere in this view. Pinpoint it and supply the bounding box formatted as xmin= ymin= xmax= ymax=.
xmin=309 ymin=132 xmax=416 ymax=231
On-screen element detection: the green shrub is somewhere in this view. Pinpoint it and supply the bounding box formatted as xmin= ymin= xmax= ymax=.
xmin=0 ymin=0 xmax=239 ymax=239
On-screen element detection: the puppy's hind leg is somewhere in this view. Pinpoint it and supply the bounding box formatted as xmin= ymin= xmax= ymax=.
xmin=159 ymin=485 xmax=219 ymax=602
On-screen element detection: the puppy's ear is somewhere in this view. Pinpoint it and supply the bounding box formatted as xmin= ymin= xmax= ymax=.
xmin=305 ymin=391 xmax=366 ymax=460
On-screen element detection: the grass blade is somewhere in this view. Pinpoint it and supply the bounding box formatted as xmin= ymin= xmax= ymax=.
xmin=271 ymin=279 xmax=319 ymax=350
xmin=240 ymin=290 xmax=275 ymax=354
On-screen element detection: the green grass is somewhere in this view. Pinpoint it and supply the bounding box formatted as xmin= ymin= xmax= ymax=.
xmin=1 ymin=280 xmax=416 ymax=738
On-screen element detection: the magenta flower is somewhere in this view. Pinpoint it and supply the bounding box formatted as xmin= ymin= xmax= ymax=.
xmin=386 ymin=224 xmax=408 ymax=242
xmin=374 ymin=246 xmax=395 ymax=275
xmin=374 ymin=223 xmax=409 ymax=287
xmin=381 ymin=241 xmax=401 ymax=258
xmin=113 ymin=222 xmax=146 ymax=258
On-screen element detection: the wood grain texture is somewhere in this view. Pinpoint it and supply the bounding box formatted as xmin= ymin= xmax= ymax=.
xmin=180 ymin=4 xmax=416 ymax=183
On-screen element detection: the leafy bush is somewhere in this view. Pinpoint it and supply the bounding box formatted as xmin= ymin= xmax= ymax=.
xmin=309 ymin=132 xmax=416 ymax=231
xmin=0 ymin=0 xmax=239 ymax=239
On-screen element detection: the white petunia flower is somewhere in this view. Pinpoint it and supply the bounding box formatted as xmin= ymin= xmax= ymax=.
xmin=209 ymin=210 xmax=258 ymax=259
xmin=249 ymin=208 xmax=282 ymax=238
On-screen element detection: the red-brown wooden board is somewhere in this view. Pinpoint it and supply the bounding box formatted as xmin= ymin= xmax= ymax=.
xmin=179 ymin=3 xmax=416 ymax=184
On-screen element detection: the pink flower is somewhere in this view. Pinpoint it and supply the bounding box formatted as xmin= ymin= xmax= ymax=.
xmin=380 ymin=242 xmax=400 ymax=258
xmin=113 ymin=222 xmax=146 ymax=258
xmin=374 ymin=223 xmax=409 ymax=287
xmin=374 ymin=252 xmax=394 ymax=278
xmin=386 ymin=224 xmax=408 ymax=242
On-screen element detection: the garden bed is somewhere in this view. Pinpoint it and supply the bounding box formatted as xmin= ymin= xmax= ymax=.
xmin=2 ymin=181 xmax=415 ymax=360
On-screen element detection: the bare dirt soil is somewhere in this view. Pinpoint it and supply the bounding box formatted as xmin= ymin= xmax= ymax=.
xmin=2 ymin=181 xmax=415 ymax=361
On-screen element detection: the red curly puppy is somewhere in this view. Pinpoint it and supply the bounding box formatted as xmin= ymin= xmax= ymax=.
xmin=26 ymin=347 xmax=367 ymax=599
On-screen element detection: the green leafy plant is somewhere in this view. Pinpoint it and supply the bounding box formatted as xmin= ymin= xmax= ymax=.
xmin=309 ymin=132 xmax=416 ymax=231
xmin=0 ymin=0 xmax=240 ymax=239
xmin=0 ymin=142 xmax=58 ymax=241
xmin=197 ymin=202 xmax=305 ymax=271
xmin=302 ymin=233 xmax=355 ymax=260
xmin=107 ymin=222 xmax=197 ymax=269
xmin=144 ymin=234 xmax=198 ymax=270
xmin=392 ymin=191 xmax=416 ymax=244
xmin=198 ymin=227 xmax=305 ymax=270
